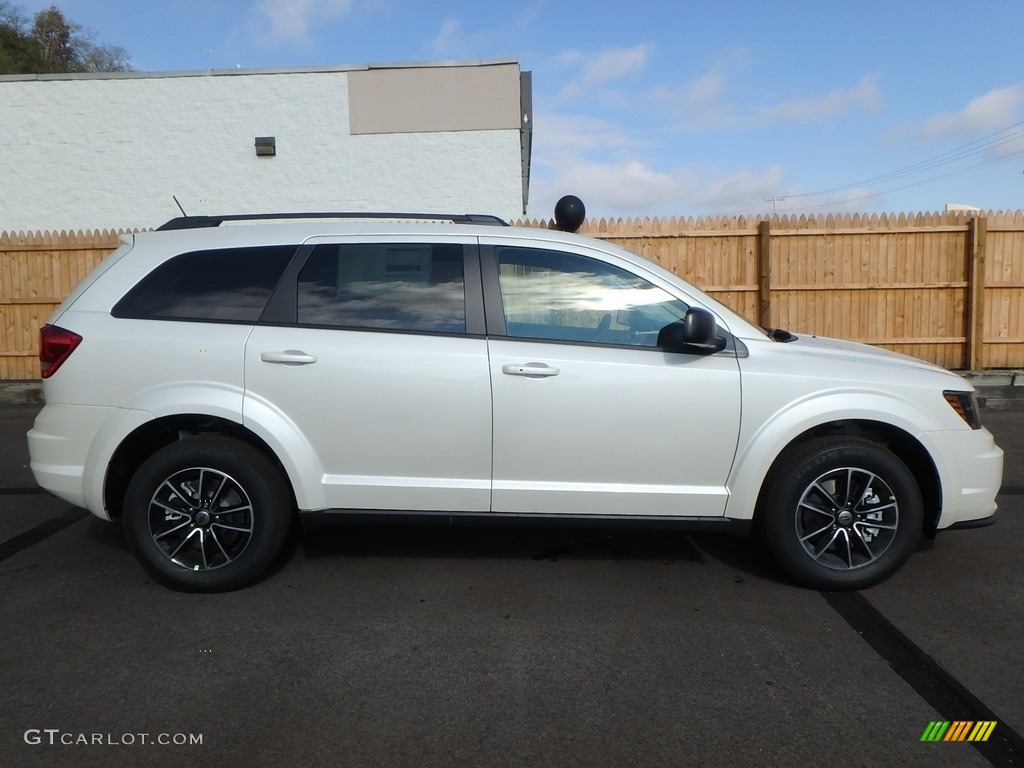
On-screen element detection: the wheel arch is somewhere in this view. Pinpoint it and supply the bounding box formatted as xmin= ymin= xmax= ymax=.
xmin=104 ymin=414 xmax=296 ymax=520
xmin=750 ymin=420 xmax=941 ymax=537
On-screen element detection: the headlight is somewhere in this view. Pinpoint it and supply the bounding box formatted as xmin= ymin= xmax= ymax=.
xmin=943 ymin=390 xmax=981 ymax=429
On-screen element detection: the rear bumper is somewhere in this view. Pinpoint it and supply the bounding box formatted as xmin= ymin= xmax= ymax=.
xmin=28 ymin=404 xmax=112 ymax=511
xmin=28 ymin=403 xmax=151 ymax=520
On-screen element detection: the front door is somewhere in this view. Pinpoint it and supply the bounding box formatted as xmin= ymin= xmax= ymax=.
xmin=486 ymin=245 xmax=741 ymax=518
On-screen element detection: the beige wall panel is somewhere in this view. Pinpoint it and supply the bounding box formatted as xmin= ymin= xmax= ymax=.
xmin=349 ymin=63 xmax=521 ymax=134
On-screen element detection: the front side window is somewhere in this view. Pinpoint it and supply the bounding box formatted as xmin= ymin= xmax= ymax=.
xmin=297 ymin=243 xmax=466 ymax=333
xmin=495 ymin=247 xmax=688 ymax=346
xmin=112 ymin=246 xmax=296 ymax=322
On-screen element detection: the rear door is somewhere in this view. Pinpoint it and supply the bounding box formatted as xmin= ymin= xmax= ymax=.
xmin=244 ymin=236 xmax=492 ymax=512
xmin=484 ymin=243 xmax=742 ymax=518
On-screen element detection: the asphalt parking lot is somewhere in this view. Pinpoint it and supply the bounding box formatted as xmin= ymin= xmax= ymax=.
xmin=1 ymin=403 xmax=1022 ymax=768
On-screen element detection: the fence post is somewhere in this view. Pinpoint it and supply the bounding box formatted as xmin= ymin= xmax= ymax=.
xmin=757 ymin=219 xmax=772 ymax=328
xmin=965 ymin=216 xmax=987 ymax=371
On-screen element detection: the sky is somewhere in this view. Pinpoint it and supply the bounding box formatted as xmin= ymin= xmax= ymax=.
xmin=12 ymin=0 xmax=1024 ymax=219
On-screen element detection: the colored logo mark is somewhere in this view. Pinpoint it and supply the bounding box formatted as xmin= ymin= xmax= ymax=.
xmin=921 ymin=721 xmax=997 ymax=742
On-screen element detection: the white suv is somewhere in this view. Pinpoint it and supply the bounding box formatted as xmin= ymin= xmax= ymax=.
xmin=27 ymin=205 xmax=1003 ymax=592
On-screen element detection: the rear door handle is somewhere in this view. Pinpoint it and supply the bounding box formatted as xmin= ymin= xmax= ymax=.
xmin=502 ymin=362 xmax=560 ymax=378
xmin=260 ymin=350 xmax=318 ymax=366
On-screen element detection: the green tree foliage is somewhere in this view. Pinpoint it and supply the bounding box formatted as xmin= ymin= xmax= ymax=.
xmin=0 ymin=2 xmax=131 ymax=74
xmin=0 ymin=2 xmax=37 ymax=73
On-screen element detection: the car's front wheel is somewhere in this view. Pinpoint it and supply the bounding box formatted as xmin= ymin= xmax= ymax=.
xmin=122 ymin=435 xmax=292 ymax=592
xmin=759 ymin=436 xmax=923 ymax=590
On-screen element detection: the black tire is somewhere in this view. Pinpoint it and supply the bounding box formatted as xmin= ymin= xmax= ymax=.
xmin=122 ymin=435 xmax=293 ymax=592
xmin=759 ymin=436 xmax=923 ymax=590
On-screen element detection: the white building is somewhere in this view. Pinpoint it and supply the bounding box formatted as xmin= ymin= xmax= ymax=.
xmin=0 ymin=59 xmax=532 ymax=232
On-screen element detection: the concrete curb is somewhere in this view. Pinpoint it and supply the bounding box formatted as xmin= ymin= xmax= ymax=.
xmin=0 ymin=381 xmax=45 ymax=405
xmin=963 ymin=371 xmax=1024 ymax=411
xmin=3 ymin=372 xmax=1024 ymax=409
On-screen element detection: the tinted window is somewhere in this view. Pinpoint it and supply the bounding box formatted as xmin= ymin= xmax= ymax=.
xmin=496 ymin=247 xmax=689 ymax=346
xmin=297 ymin=243 xmax=466 ymax=333
xmin=112 ymin=246 xmax=295 ymax=322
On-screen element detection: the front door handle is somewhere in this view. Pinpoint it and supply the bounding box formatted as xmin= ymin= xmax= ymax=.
xmin=260 ymin=350 xmax=318 ymax=366
xmin=502 ymin=362 xmax=560 ymax=378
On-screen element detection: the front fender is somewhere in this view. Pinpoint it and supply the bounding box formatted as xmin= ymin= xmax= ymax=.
xmin=724 ymin=387 xmax=943 ymax=521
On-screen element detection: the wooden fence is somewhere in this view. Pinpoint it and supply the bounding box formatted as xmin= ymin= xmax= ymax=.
xmin=2 ymin=211 xmax=1024 ymax=379
xmin=527 ymin=210 xmax=1024 ymax=371
xmin=0 ymin=229 xmax=126 ymax=379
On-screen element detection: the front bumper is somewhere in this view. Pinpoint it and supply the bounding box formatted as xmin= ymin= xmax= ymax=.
xmin=928 ymin=426 xmax=1003 ymax=530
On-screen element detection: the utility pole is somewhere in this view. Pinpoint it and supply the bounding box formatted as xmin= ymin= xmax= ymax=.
xmin=764 ymin=196 xmax=786 ymax=215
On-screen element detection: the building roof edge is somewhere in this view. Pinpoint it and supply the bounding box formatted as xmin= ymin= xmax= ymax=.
xmin=0 ymin=58 xmax=520 ymax=83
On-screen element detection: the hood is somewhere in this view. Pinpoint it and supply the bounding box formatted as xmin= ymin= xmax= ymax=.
xmin=784 ymin=333 xmax=968 ymax=382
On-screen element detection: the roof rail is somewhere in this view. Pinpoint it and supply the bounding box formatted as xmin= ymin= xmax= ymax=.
xmin=156 ymin=211 xmax=509 ymax=231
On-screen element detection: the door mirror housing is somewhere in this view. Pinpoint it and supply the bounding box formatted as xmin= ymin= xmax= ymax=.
xmin=657 ymin=308 xmax=727 ymax=355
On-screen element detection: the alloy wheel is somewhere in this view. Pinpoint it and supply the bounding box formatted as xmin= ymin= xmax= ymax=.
xmin=147 ymin=466 xmax=255 ymax=571
xmin=794 ymin=466 xmax=899 ymax=571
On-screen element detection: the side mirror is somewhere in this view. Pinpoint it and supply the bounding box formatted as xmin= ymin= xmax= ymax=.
xmin=657 ymin=308 xmax=727 ymax=355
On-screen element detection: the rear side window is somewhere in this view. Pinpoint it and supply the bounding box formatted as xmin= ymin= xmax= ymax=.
xmin=297 ymin=243 xmax=466 ymax=333
xmin=112 ymin=246 xmax=296 ymax=322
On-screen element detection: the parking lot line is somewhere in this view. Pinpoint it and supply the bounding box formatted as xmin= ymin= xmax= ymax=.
xmin=0 ymin=506 xmax=88 ymax=563
xmin=824 ymin=590 xmax=1024 ymax=766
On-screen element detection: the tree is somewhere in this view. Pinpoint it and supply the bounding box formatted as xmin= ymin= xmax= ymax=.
xmin=77 ymin=41 xmax=131 ymax=73
xmin=32 ymin=5 xmax=75 ymax=72
xmin=0 ymin=1 xmax=39 ymax=73
xmin=0 ymin=2 xmax=131 ymax=74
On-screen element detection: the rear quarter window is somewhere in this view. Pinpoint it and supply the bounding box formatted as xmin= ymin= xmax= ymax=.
xmin=112 ymin=246 xmax=296 ymax=322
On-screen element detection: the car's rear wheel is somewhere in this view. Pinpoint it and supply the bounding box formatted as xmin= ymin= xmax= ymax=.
xmin=122 ymin=435 xmax=292 ymax=592
xmin=759 ymin=436 xmax=923 ymax=590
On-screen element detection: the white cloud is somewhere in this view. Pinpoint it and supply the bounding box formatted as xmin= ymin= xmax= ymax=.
xmin=253 ymin=0 xmax=356 ymax=45
xmin=578 ymin=44 xmax=652 ymax=88
xmin=428 ymin=19 xmax=459 ymax=57
xmin=695 ymin=166 xmax=787 ymax=211
xmin=529 ymin=46 xmax=890 ymax=216
xmin=428 ymin=19 xmax=484 ymax=58
xmin=920 ymin=84 xmax=1024 ymax=139
xmin=528 ymin=111 xmax=658 ymax=215
xmin=553 ymin=159 xmax=684 ymax=213
xmin=532 ymin=112 xmax=643 ymax=155
xmin=650 ymin=70 xmax=883 ymax=133
xmin=684 ymin=70 xmax=729 ymax=108
xmin=644 ymin=52 xmax=745 ymax=115
xmin=758 ymin=74 xmax=882 ymax=125
xmin=646 ymin=71 xmax=728 ymax=114
xmin=529 ymin=150 xmax=789 ymax=219
xmin=640 ymin=61 xmax=743 ymax=132
xmin=556 ymin=43 xmax=654 ymax=103
xmin=427 ymin=5 xmax=544 ymax=59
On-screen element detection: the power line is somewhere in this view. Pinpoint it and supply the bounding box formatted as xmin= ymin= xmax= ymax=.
xmin=782 ymin=144 xmax=1024 ymax=213
xmin=784 ymin=120 xmax=1024 ymax=200
xmin=757 ymin=118 xmax=1024 ymax=212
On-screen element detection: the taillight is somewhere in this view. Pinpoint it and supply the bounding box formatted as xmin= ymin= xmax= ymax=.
xmin=39 ymin=325 xmax=82 ymax=379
